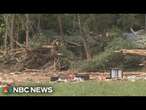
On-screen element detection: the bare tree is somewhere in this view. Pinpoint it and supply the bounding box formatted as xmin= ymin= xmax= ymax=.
xmin=3 ymin=15 xmax=9 ymax=50
xmin=57 ymin=14 xmax=64 ymax=41
xmin=144 ymin=14 xmax=146 ymax=31
xmin=77 ymin=14 xmax=91 ymax=60
xmin=9 ymin=14 xmax=15 ymax=50
xmin=25 ymin=14 xmax=30 ymax=49
xmin=37 ymin=14 xmax=41 ymax=33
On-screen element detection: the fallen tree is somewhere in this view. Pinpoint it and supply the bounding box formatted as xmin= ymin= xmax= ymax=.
xmin=115 ymin=49 xmax=146 ymax=57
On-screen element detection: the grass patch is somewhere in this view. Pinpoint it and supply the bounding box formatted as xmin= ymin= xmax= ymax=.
xmin=2 ymin=80 xmax=146 ymax=96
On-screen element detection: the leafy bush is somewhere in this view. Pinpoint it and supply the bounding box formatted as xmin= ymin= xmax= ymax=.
xmin=105 ymin=36 xmax=138 ymax=50
xmin=60 ymin=45 xmax=76 ymax=60
xmin=75 ymin=50 xmax=122 ymax=72
xmin=75 ymin=36 xmax=139 ymax=72
xmin=122 ymin=56 xmax=144 ymax=69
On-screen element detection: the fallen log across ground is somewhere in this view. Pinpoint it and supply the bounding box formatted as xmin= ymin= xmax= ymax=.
xmin=23 ymin=68 xmax=43 ymax=72
xmin=114 ymin=49 xmax=146 ymax=57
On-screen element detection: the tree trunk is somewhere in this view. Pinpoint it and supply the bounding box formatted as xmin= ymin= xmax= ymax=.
xmin=15 ymin=32 xmax=19 ymax=48
xmin=10 ymin=15 xmax=15 ymax=50
xmin=77 ymin=14 xmax=91 ymax=60
xmin=57 ymin=15 xmax=64 ymax=41
xmin=144 ymin=14 xmax=146 ymax=32
xmin=37 ymin=14 xmax=41 ymax=33
xmin=72 ymin=14 xmax=76 ymax=30
xmin=4 ymin=15 xmax=9 ymax=50
xmin=25 ymin=14 xmax=30 ymax=49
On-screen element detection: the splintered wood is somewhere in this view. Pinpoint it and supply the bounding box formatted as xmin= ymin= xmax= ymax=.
xmin=42 ymin=45 xmax=56 ymax=48
xmin=115 ymin=49 xmax=146 ymax=57
xmin=23 ymin=68 xmax=43 ymax=72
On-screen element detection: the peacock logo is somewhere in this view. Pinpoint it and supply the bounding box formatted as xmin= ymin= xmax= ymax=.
xmin=0 ymin=81 xmax=14 ymax=94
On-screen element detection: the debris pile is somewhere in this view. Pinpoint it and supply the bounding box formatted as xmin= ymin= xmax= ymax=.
xmin=50 ymin=72 xmax=90 ymax=82
xmin=0 ymin=40 xmax=69 ymax=72
xmin=124 ymin=72 xmax=146 ymax=81
xmin=0 ymin=70 xmax=146 ymax=84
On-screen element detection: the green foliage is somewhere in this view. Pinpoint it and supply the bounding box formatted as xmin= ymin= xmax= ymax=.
xmin=105 ymin=36 xmax=138 ymax=50
xmin=60 ymin=45 xmax=75 ymax=60
xmin=76 ymin=36 xmax=138 ymax=72
xmin=133 ymin=34 xmax=146 ymax=48
xmin=0 ymin=14 xmax=145 ymax=72
xmin=0 ymin=23 xmax=5 ymax=34
xmin=76 ymin=50 xmax=122 ymax=72
xmin=122 ymin=56 xmax=144 ymax=69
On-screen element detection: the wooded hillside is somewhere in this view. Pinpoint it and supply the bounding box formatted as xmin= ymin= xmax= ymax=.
xmin=0 ymin=14 xmax=146 ymax=72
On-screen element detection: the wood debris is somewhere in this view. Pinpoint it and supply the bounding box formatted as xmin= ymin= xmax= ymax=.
xmin=115 ymin=49 xmax=146 ymax=57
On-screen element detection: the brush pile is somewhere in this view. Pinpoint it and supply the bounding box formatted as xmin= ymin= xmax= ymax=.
xmin=0 ymin=41 xmax=69 ymax=72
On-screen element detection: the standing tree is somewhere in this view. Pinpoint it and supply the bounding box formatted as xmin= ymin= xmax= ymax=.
xmin=9 ymin=14 xmax=15 ymax=49
xmin=25 ymin=14 xmax=30 ymax=49
xmin=37 ymin=14 xmax=41 ymax=33
xmin=57 ymin=14 xmax=64 ymax=41
xmin=144 ymin=14 xmax=146 ymax=32
xmin=77 ymin=14 xmax=91 ymax=60
xmin=3 ymin=14 xmax=9 ymax=50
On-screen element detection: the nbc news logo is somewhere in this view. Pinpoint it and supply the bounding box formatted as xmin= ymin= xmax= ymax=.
xmin=0 ymin=81 xmax=53 ymax=94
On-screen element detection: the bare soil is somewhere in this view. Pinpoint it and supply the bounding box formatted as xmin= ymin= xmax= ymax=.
xmin=0 ymin=70 xmax=146 ymax=84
